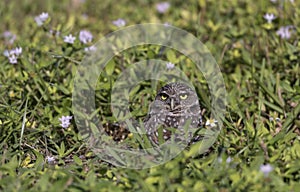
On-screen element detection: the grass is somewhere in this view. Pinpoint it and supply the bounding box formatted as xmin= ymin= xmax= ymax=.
xmin=0 ymin=0 xmax=300 ymax=191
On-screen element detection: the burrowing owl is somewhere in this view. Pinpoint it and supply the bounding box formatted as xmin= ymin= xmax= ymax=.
xmin=104 ymin=82 xmax=202 ymax=145
xmin=144 ymin=82 xmax=202 ymax=145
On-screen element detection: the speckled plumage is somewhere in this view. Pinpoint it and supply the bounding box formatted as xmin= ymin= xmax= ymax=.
xmin=144 ymin=82 xmax=202 ymax=145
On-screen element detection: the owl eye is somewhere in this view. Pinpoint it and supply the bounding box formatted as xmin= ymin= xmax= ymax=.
xmin=179 ymin=94 xmax=188 ymax=100
xmin=161 ymin=94 xmax=168 ymax=100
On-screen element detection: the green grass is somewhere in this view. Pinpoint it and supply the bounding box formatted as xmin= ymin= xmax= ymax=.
xmin=1 ymin=0 xmax=300 ymax=191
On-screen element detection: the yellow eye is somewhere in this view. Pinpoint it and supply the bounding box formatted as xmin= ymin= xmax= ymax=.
xmin=180 ymin=94 xmax=188 ymax=100
xmin=161 ymin=94 xmax=168 ymax=100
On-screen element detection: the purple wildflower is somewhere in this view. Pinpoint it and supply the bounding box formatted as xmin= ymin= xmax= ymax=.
xmin=45 ymin=156 xmax=55 ymax=163
xmin=112 ymin=19 xmax=126 ymax=27
xmin=13 ymin=47 xmax=22 ymax=56
xmin=4 ymin=47 xmax=22 ymax=64
xmin=260 ymin=164 xmax=273 ymax=176
xmin=166 ymin=62 xmax=174 ymax=69
xmin=263 ymin=13 xmax=276 ymax=23
xmin=8 ymin=55 xmax=18 ymax=64
xmin=226 ymin=157 xmax=232 ymax=163
xmin=3 ymin=50 xmax=10 ymax=57
xmin=2 ymin=31 xmax=16 ymax=44
xmin=156 ymin=2 xmax=170 ymax=13
xmin=79 ymin=30 xmax=93 ymax=44
xmin=276 ymin=26 xmax=294 ymax=39
xmin=84 ymin=45 xmax=97 ymax=52
xmin=35 ymin=12 xmax=49 ymax=26
xmin=59 ymin=115 xmax=72 ymax=128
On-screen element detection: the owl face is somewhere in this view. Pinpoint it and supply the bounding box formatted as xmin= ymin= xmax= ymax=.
xmin=155 ymin=82 xmax=200 ymax=113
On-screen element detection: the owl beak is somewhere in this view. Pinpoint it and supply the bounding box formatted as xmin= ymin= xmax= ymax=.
xmin=170 ymin=98 xmax=174 ymax=110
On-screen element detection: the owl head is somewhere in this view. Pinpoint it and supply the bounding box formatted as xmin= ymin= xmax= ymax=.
xmin=155 ymin=82 xmax=200 ymax=114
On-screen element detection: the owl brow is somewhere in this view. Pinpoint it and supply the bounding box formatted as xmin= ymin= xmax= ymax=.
xmin=160 ymin=91 xmax=169 ymax=94
xmin=179 ymin=91 xmax=188 ymax=94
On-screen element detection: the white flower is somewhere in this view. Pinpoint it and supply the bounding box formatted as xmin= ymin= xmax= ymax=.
xmin=156 ymin=2 xmax=170 ymax=13
xmin=35 ymin=17 xmax=43 ymax=26
xmin=3 ymin=50 xmax=10 ymax=57
xmin=4 ymin=47 xmax=22 ymax=56
xmin=13 ymin=47 xmax=22 ymax=56
xmin=84 ymin=45 xmax=97 ymax=52
xmin=59 ymin=115 xmax=72 ymax=128
xmin=205 ymin=119 xmax=218 ymax=127
xmin=35 ymin=12 xmax=49 ymax=26
xmin=4 ymin=47 xmax=22 ymax=64
xmin=166 ymin=62 xmax=174 ymax=69
xmin=263 ymin=13 xmax=276 ymax=23
xmin=3 ymin=31 xmax=13 ymax=38
xmin=9 ymin=49 xmax=16 ymax=55
xmin=39 ymin=12 xmax=49 ymax=21
xmin=45 ymin=156 xmax=55 ymax=163
xmin=8 ymin=55 xmax=18 ymax=64
xmin=79 ymin=30 xmax=93 ymax=44
xmin=64 ymin=34 xmax=76 ymax=44
xmin=260 ymin=164 xmax=273 ymax=176
xmin=164 ymin=22 xmax=171 ymax=27
xmin=276 ymin=26 xmax=294 ymax=39
xmin=112 ymin=19 xmax=126 ymax=27
xmin=2 ymin=31 xmax=16 ymax=44
xmin=226 ymin=157 xmax=232 ymax=163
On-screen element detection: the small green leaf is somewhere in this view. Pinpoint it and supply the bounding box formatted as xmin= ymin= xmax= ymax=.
xmin=73 ymin=155 xmax=83 ymax=166
xmin=106 ymin=60 xmax=116 ymax=75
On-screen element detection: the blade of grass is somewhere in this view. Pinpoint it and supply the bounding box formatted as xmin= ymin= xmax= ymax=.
xmin=20 ymin=97 xmax=28 ymax=146
xmin=284 ymin=102 xmax=300 ymax=132
xmin=253 ymin=75 xmax=284 ymax=109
